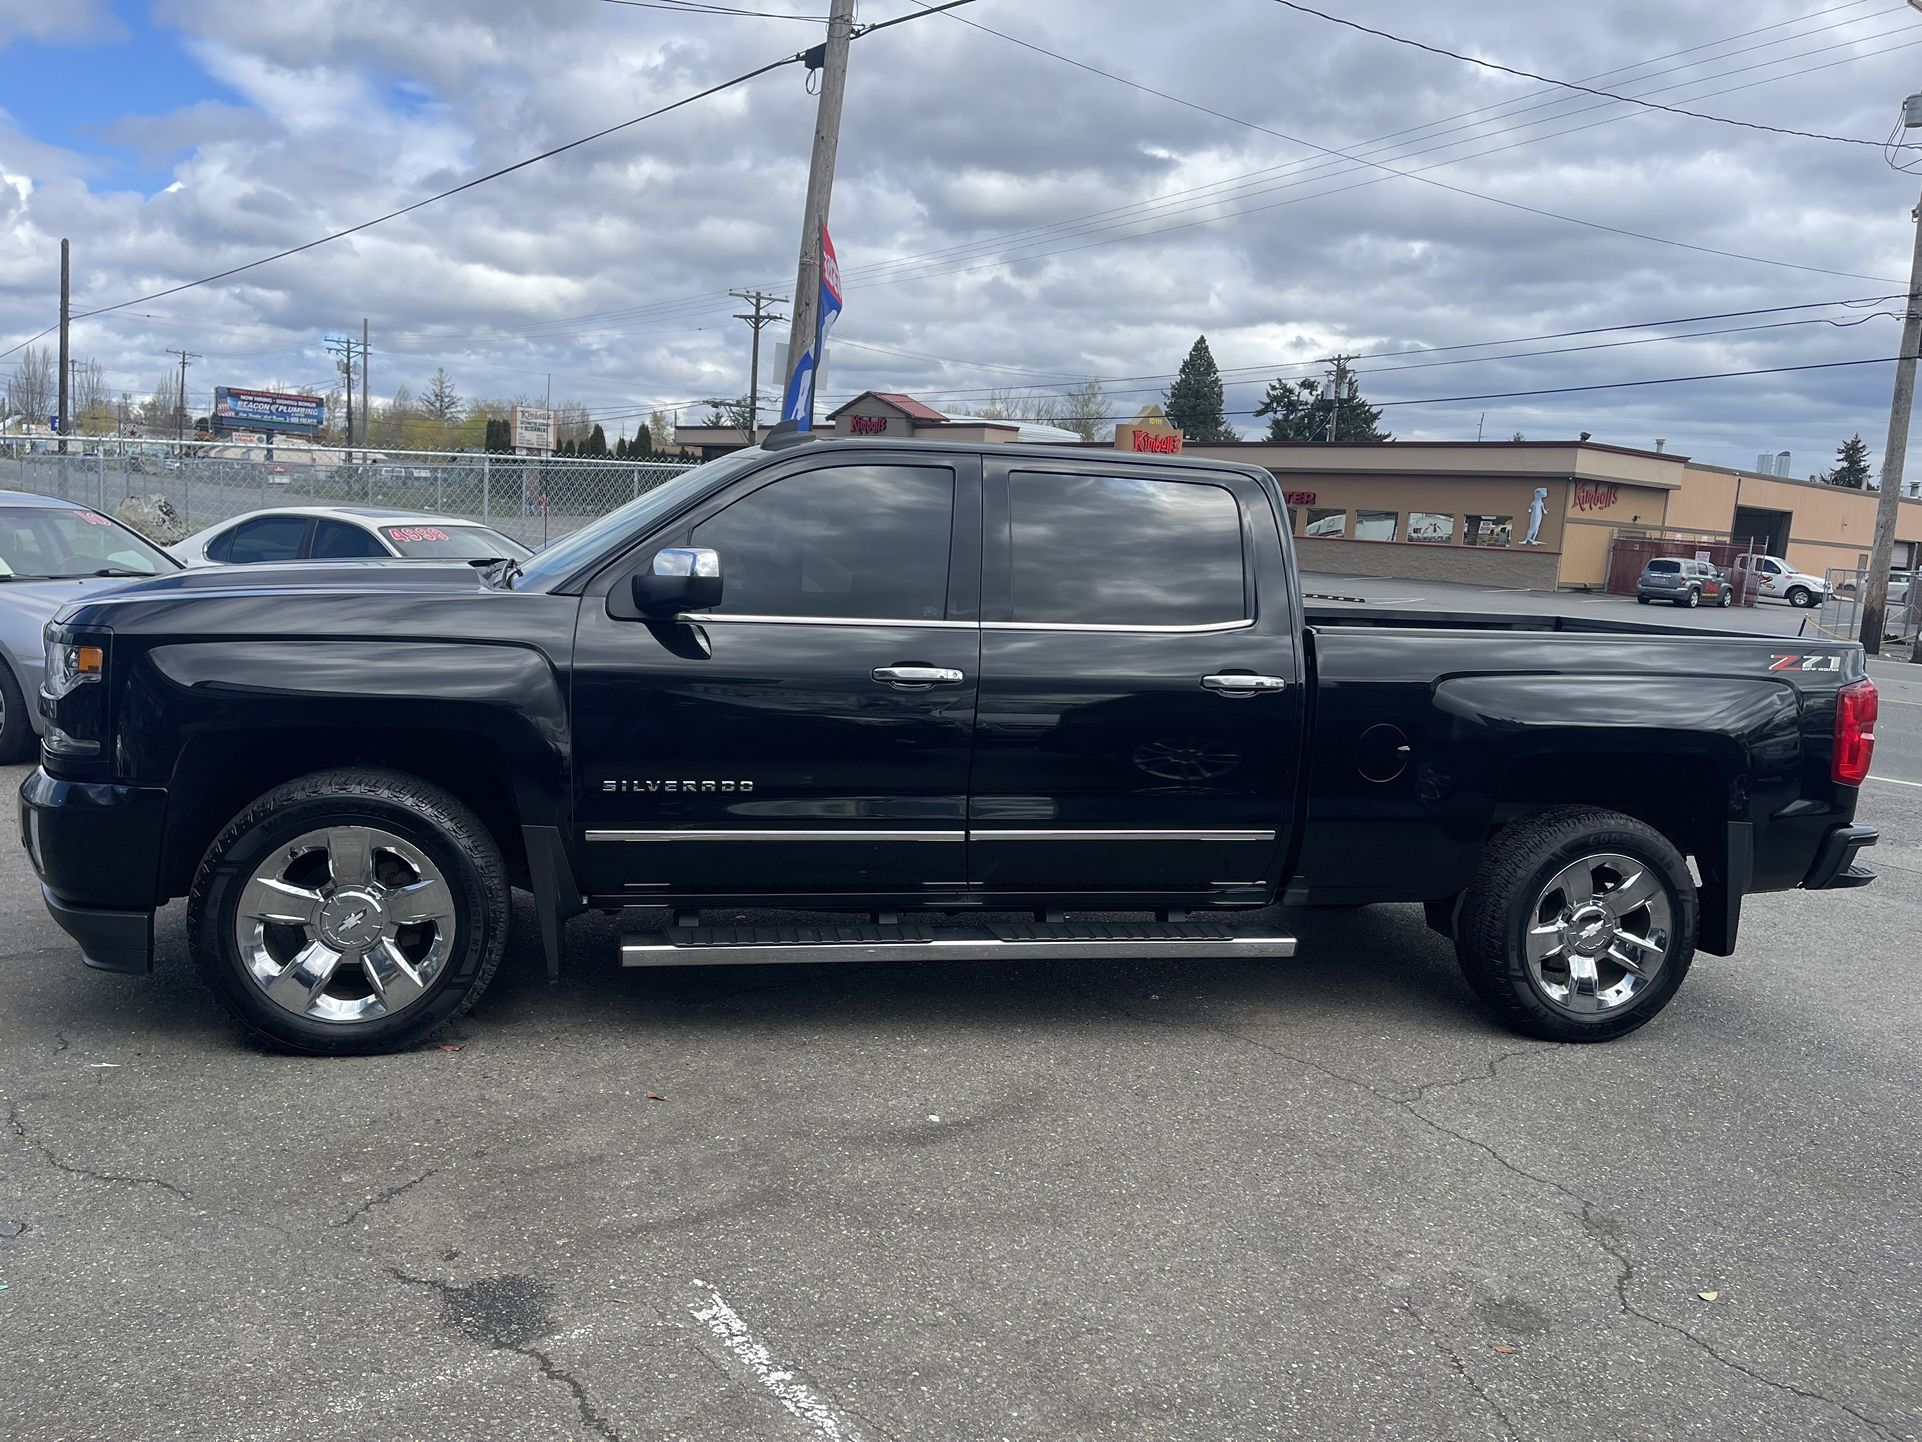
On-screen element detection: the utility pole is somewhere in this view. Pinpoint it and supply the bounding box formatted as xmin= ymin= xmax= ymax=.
xmin=361 ymin=318 xmax=370 ymax=458
xmin=1864 ymin=189 xmax=1922 ymax=655
xmin=325 ymin=334 xmax=358 ymax=459
xmin=779 ymin=0 xmax=856 ymax=427
xmin=1324 ymin=356 xmax=1349 ymax=442
xmin=167 ymin=349 xmax=199 ymax=443
xmin=56 ymin=239 xmax=70 ymax=454
xmin=730 ymin=288 xmax=788 ymax=441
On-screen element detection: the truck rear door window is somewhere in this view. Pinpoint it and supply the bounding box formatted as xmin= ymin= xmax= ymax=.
xmin=1008 ymin=472 xmax=1244 ymax=627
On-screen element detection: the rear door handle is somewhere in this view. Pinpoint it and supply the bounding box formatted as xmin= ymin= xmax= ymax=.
xmin=873 ymin=665 xmax=966 ymax=687
xmin=1201 ymin=673 xmax=1288 ymax=696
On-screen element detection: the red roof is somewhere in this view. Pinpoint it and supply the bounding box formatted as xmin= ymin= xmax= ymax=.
xmin=828 ymin=391 xmax=948 ymax=423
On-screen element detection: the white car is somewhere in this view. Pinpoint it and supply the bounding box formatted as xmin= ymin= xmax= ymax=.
xmin=171 ymin=506 xmax=533 ymax=568
xmin=1736 ymin=554 xmax=1828 ymax=608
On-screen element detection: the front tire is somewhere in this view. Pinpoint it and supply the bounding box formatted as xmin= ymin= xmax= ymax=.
xmin=1455 ymin=807 xmax=1697 ymax=1042
xmin=1717 ymin=587 xmax=1733 ymax=608
xmin=0 ymin=662 xmax=33 ymax=764
xmin=187 ymin=768 xmax=508 ymax=1055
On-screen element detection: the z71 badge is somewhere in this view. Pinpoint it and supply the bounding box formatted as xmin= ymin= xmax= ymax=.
xmin=601 ymin=779 xmax=755 ymax=793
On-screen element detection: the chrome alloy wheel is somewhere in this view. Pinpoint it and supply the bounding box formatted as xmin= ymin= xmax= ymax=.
xmin=1523 ymin=852 xmax=1672 ymax=1016
xmin=234 ymin=826 xmax=457 ymax=1024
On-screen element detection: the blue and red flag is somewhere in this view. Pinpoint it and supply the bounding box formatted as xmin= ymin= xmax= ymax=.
xmin=782 ymin=224 xmax=842 ymax=430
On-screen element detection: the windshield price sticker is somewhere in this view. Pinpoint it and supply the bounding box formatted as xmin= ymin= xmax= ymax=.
xmin=383 ymin=526 xmax=450 ymax=544
xmin=73 ymin=511 xmax=112 ymax=527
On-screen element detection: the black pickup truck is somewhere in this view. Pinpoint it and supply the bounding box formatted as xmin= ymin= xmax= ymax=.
xmin=20 ymin=436 xmax=1881 ymax=1053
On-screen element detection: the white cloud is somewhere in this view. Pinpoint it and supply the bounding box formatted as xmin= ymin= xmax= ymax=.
xmin=1 ymin=0 xmax=1919 ymax=466
xmin=0 ymin=0 xmax=124 ymax=52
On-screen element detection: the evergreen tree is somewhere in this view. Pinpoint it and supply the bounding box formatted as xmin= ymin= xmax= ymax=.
xmin=587 ymin=422 xmax=608 ymax=457
xmin=1828 ymin=433 xmax=1871 ymax=489
xmin=633 ymin=420 xmax=653 ymax=458
xmin=1253 ymin=366 xmax=1390 ymax=443
xmin=1163 ymin=336 xmax=1235 ymax=442
xmin=615 ymin=435 xmax=628 ymax=459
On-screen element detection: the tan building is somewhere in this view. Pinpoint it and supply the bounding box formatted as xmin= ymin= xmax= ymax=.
xmin=1161 ymin=439 xmax=1922 ymax=591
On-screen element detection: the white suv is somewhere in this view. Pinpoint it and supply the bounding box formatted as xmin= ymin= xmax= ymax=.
xmin=1738 ymin=554 xmax=1828 ymax=608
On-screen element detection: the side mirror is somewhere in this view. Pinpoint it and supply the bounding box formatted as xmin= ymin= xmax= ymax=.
xmin=631 ymin=547 xmax=722 ymax=615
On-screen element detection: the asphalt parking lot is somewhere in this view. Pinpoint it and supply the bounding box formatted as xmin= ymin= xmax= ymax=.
xmin=3 ymin=645 xmax=1919 ymax=1439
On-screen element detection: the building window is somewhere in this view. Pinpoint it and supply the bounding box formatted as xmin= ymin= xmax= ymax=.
xmin=1463 ymin=515 xmax=1512 ymax=547
xmin=1354 ymin=510 xmax=1398 ymax=542
xmin=1408 ymin=512 xmax=1456 ymax=544
xmin=1287 ymin=507 xmax=1300 ymax=535
xmin=1304 ymin=508 xmax=1347 ymax=539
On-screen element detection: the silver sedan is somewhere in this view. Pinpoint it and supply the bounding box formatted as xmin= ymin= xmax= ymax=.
xmin=0 ymin=493 xmax=182 ymax=760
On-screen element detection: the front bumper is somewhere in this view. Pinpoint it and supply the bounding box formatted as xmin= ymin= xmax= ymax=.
xmin=1803 ymin=823 xmax=1878 ymax=890
xmin=19 ymin=767 xmax=167 ymax=974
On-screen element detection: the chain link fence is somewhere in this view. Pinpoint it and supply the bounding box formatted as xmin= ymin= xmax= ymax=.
xmin=1 ymin=436 xmax=699 ymax=549
xmin=1823 ymin=566 xmax=1919 ymax=659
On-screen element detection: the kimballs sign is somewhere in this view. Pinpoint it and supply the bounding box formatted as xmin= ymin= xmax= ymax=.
xmin=214 ymin=387 xmax=325 ymax=435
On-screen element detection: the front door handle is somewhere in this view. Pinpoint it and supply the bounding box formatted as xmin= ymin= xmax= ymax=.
xmin=873 ymin=665 xmax=966 ymax=688
xmin=1201 ymin=673 xmax=1288 ymax=696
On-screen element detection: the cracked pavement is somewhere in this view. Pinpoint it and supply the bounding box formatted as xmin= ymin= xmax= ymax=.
xmin=2 ymin=686 xmax=1920 ymax=1440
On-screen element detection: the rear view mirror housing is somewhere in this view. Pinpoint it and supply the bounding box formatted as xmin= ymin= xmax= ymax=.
xmin=631 ymin=547 xmax=722 ymax=615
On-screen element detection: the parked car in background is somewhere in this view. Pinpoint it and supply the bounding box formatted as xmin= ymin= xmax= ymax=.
xmin=0 ymin=493 xmax=182 ymax=761
xmin=1636 ymin=557 xmax=1733 ymax=608
xmin=171 ymin=506 xmax=533 ymax=568
xmin=1735 ymin=554 xmax=1828 ymax=608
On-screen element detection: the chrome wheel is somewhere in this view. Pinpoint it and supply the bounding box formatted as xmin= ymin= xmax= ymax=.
xmin=234 ymin=825 xmax=457 ymax=1024
xmin=1524 ymin=852 xmax=1671 ymax=1016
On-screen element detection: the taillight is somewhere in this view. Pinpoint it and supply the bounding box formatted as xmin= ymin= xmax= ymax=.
xmin=1834 ymin=678 xmax=1878 ymax=787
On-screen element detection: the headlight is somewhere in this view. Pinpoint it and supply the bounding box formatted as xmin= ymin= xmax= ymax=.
xmin=41 ymin=628 xmax=109 ymax=761
xmin=44 ymin=637 xmax=105 ymax=700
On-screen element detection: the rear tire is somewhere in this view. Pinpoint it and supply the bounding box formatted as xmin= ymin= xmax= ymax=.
xmin=0 ymin=662 xmax=33 ymax=764
xmin=187 ymin=768 xmax=508 ymax=1055
xmin=1682 ymin=588 xmax=1701 ymax=608
xmin=1636 ymin=595 xmax=1651 ymax=605
xmin=1455 ymin=807 xmax=1697 ymax=1043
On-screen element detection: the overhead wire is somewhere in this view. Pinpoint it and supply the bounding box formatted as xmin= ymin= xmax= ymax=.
xmin=373 ymin=0 xmax=1914 ymax=350
xmin=1264 ymin=0 xmax=1918 ymax=150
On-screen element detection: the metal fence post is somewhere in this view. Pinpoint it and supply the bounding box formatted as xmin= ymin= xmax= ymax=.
xmin=96 ymin=450 xmax=106 ymax=508
xmin=482 ymin=455 xmax=490 ymax=522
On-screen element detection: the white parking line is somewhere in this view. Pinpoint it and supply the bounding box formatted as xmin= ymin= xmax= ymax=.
xmin=689 ymin=1284 xmax=862 ymax=1441
xmin=1866 ymin=775 xmax=1922 ymax=789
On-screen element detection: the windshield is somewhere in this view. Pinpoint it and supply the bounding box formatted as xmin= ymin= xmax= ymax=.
xmin=0 ymin=506 xmax=179 ymax=579
xmin=508 ymin=453 xmax=761 ymax=590
xmin=379 ymin=524 xmax=532 ymax=561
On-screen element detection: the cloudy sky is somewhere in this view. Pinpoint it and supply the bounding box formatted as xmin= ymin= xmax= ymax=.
xmin=4 ymin=0 xmax=1922 ymax=472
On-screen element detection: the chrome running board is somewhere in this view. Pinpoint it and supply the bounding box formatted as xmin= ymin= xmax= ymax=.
xmin=620 ymin=919 xmax=1298 ymax=968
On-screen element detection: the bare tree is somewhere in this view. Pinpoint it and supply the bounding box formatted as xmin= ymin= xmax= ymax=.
xmin=73 ymin=359 xmax=112 ymax=433
xmin=649 ymin=409 xmax=673 ymax=451
xmin=136 ymin=377 xmax=175 ymax=432
xmin=554 ymin=400 xmax=593 ymax=449
xmin=1054 ymin=378 xmax=1109 ymax=442
xmin=5 ymin=345 xmax=55 ymax=424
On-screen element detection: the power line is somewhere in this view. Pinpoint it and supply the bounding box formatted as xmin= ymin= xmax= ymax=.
xmin=598 ymin=0 xmax=829 ymax=19
xmin=1266 ymin=0 xmax=1917 ymax=150
xmin=912 ymin=3 xmax=1906 ymax=287
xmin=357 ymin=3 xmax=1917 ymax=351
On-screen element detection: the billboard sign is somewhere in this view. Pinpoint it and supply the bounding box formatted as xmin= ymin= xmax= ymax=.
xmin=214 ymin=387 xmax=325 ymax=435
xmin=511 ymin=405 xmax=555 ymax=453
